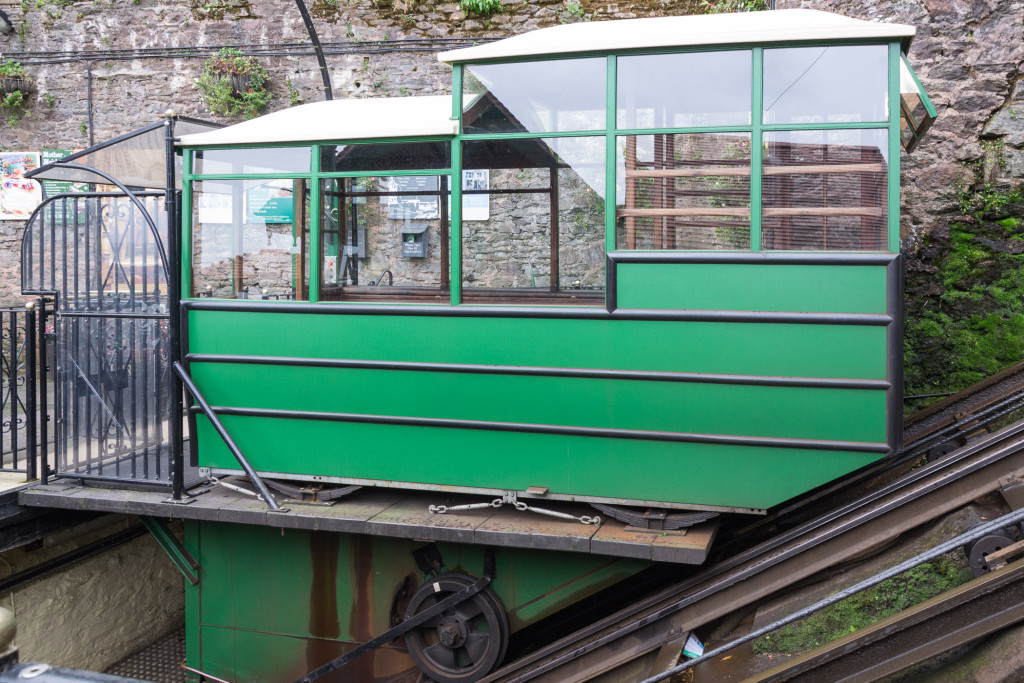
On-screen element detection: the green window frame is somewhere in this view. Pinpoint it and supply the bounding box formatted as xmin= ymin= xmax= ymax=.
xmin=182 ymin=140 xmax=454 ymax=304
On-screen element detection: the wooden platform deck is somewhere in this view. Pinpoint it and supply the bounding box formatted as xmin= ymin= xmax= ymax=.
xmin=19 ymin=480 xmax=718 ymax=565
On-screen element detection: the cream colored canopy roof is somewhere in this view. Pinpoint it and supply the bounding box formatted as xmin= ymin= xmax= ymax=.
xmin=175 ymin=95 xmax=458 ymax=147
xmin=438 ymin=9 xmax=915 ymax=64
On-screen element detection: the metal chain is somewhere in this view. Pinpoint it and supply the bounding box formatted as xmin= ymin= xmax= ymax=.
xmin=429 ymin=493 xmax=601 ymax=526
xmin=203 ymin=474 xmax=272 ymax=504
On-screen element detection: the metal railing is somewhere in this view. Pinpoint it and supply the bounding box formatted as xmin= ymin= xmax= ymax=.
xmin=0 ymin=307 xmax=38 ymax=478
xmin=22 ymin=192 xmax=173 ymax=487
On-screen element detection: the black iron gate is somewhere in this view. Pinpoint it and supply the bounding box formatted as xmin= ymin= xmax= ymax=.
xmin=22 ymin=192 xmax=173 ymax=487
xmin=0 ymin=307 xmax=38 ymax=478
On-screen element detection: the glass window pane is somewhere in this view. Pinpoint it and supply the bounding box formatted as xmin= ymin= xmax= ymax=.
xmin=192 ymin=147 xmax=311 ymax=175
xmin=617 ymin=51 xmax=752 ymax=129
xmin=320 ymin=175 xmax=449 ymax=303
xmin=320 ymin=141 xmax=450 ymax=173
xmin=763 ymin=46 xmax=888 ymax=125
xmin=191 ymin=178 xmax=311 ymax=300
xmin=616 ymin=133 xmax=751 ymax=250
xmin=463 ymin=59 xmax=606 ymax=134
xmin=461 ymin=137 xmax=605 ymax=304
xmin=762 ymin=129 xmax=888 ymax=251
xmin=899 ymin=57 xmax=936 ymax=152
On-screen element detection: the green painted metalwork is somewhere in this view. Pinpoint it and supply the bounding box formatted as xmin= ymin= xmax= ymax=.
xmin=888 ymin=41 xmax=902 ymax=254
xmin=141 ymin=516 xmax=199 ymax=585
xmin=188 ymin=310 xmax=886 ymax=378
xmin=615 ymin=263 xmax=888 ymax=313
xmin=450 ymin=125 xmax=463 ymax=305
xmin=184 ymin=521 xmax=647 ymax=682
xmin=751 ymin=47 xmax=764 ymax=251
xmin=186 ymin=305 xmax=889 ymax=509
xmin=309 ymin=144 xmax=321 ymax=303
xmin=181 ymin=151 xmax=193 ymax=299
xmin=605 ymin=54 xmax=617 ymax=255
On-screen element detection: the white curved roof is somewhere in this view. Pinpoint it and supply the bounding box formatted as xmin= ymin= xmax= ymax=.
xmin=176 ymin=96 xmax=457 ymax=147
xmin=438 ymin=9 xmax=915 ymax=63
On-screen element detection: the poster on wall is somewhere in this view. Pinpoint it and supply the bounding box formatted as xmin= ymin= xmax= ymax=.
xmin=386 ymin=176 xmax=439 ymax=219
xmin=0 ymin=152 xmax=42 ymax=221
xmin=462 ymin=169 xmax=489 ymax=221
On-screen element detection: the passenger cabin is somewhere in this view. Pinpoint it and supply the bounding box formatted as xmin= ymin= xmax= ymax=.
xmin=173 ymin=9 xmax=936 ymax=514
xmin=13 ymin=9 xmax=939 ymax=683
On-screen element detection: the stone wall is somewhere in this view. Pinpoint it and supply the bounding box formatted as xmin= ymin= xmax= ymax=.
xmin=1 ymin=516 xmax=184 ymax=671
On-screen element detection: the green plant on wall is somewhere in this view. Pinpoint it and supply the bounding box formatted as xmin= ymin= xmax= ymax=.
xmin=701 ymin=0 xmax=768 ymax=11
xmin=904 ymin=190 xmax=1024 ymax=409
xmin=0 ymin=60 xmax=32 ymax=126
xmin=461 ymin=0 xmax=500 ymax=17
xmin=195 ymin=48 xmax=272 ymax=119
xmin=0 ymin=60 xmax=26 ymax=79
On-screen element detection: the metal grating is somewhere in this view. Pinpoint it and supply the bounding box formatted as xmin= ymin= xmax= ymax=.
xmin=104 ymin=626 xmax=185 ymax=683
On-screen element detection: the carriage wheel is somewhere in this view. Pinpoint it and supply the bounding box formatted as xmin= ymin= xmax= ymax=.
xmin=404 ymin=573 xmax=509 ymax=683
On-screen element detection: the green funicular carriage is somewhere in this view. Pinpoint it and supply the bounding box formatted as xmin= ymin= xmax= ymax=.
xmin=27 ymin=8 xmax=937 ymax=682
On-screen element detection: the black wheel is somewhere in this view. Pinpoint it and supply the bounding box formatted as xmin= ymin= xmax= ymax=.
xmin=964 ymin=530 xmax=1017 ymax=577
xmin=404 ymin=573 xmax=509 ymax=683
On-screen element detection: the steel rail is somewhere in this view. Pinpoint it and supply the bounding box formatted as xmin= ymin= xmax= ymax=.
xmin=646 ymin=505 xmax=1024 ymax=682
xmin=904 ymin=359 xmax=1024 ymax=444
xmin=483 ymin=417 xmax=1024 ymax=682
xmin=740 ymin=557 xmax=1024 ymax=682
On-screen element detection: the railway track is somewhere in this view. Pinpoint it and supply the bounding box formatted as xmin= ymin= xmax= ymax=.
xmin=904 ymin=359 xmax=1024 ymax=457
xmin=739 ymin=554 xmax=1024 ymax=683
xmin=484 ymin=408 xmax=1024 ymax=682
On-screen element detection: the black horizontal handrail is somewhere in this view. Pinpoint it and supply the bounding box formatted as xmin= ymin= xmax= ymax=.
xmin=189 ymin=404 xmax=890 ymax=454
xmin=185 ymin=353 xmax=891 ymax=390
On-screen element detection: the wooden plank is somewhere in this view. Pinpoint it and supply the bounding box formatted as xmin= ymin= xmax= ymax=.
xmin=623 ymin=163 xmax=885 ymax=179
xmin=616 ymin=207 xmax=751 ymax=218
xmin=764 ymin=163 xmax=886 ymax=175
xmin=626 ymin=167 xmax=751 ymax=178
xmin=763 ymin=207 xmax=885 ymax=218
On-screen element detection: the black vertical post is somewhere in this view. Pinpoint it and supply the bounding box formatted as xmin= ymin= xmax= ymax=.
xmin=166 ymin=115 xmax=185 ymax=500
xmin=37 ymin=298 xmax=48 ymax=484
xmin=293 ymin=0 xmax=333 ymax=101
xmin=8 ymin=312 xmax=18 ymax=472
xmin=25 ymin=305 xmax=36 ymax=483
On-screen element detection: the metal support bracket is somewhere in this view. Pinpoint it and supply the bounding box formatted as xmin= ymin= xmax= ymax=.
xmin=429 ymin=491 xmax=601 ymax=526
xmin=140 ymin=516 xmax=199 ymax=586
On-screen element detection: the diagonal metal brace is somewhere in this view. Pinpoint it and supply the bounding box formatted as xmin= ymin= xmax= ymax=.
xmin=140 ymin=516 xmax=199 ymax=585
xmin=294 ymin=552 xmax=495 ymax=683
xmin=173 ymin=362 xmax=283 ymax=512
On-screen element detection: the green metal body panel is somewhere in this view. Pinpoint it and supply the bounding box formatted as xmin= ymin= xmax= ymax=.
xmin=615 ymin=263 xmax=888 ymax=313
xmin=183 ymin=520 xmax=646 ymax=682
xmin=188 ymin=301 xmax=889 ymax=510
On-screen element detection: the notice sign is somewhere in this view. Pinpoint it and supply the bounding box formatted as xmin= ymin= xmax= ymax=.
xmin=40 ymin=149 xmax=88 ymax=198
xmin=462 ymin=169 xmax=489 ymax=221
xmin=386 ymin=176 xmax=439 ymax=220
xmin=0 ymin=152 xmax=42 ymax=220
xmin=245 ymin=181 xmax=294 ymax=224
